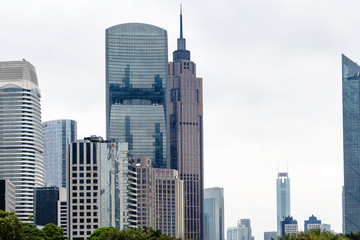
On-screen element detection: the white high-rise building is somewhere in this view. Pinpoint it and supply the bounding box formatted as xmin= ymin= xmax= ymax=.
xmin=277 ymin=172 xmax=290 ymax=235
xmin=0 ymin=61 xmax=44 ymax=222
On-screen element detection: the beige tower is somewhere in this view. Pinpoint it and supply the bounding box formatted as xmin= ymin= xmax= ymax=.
xmin=168 ymin=7 xmax=204 ymax=239
xmin=133 ymin=157 xmax=184 ymax=238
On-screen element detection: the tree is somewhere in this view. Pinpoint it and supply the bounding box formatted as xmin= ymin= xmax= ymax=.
xmin=0 ymin=210 xmax=23 ymax=240
xmin=41 ymin=223 xmax=67 ymax=240
xmin=278 ymin=229 xmax=349 ymax=240
xmin=90 ymin=226 xmax=116 ymax=240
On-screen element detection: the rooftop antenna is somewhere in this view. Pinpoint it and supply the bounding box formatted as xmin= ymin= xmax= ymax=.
xmin=180 ymin=3 xmax=183 ymax=38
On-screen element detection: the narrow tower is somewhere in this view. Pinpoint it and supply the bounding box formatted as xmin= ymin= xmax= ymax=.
xmin=169 ymin=6 xmax=204 ymax=239
xmin=276 ymin=172 xmax=291 ymax=235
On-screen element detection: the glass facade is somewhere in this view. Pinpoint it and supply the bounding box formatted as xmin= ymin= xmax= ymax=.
xmin=276 ymin=172 xmax=290 ymax=235
xmin=43 ymin=119 xmax=77 ymax=188
xmin=34 ymin=187 xmax=59 ymax=226
xmin=0 ymin=61 xmax=43 ymax=222
xmin=342 ymin=54 xmax=360 ymax=233
xmin=204 ymin=187 xmax=224 ymax=240
xmin=106 ymin=23 xmax=168 ymax=169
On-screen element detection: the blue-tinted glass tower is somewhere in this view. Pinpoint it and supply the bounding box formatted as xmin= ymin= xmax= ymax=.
xmin=277 ymin=172 xmax=290 ymax=236
xmin=342 ymin=54 xmax=360 ymax=233
xmin=43 ymin=119 xmax=77 ymax=188
xmin=106 ymin=23 xmax=168 ymax=168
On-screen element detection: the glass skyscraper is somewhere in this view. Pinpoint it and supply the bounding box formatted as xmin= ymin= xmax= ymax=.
xmin=106 ymin=23 xmax=168 ymax=169
xmin=0 ymin=60 xmax=43 ymax=222
xmin=204 ymin=187 xmax=224 ymax=240
xmin=276 ymin=172 xmax=290 ymax=235
xmin=342 ymin=54 xmax=360 ymax=233
xmin=43 ymin=119 xmax=77 ymax=188
xmin=169 ymin=8 xmax=204 ymax=239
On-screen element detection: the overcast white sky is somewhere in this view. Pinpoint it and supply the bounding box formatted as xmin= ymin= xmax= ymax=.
xmin=2 ymin=0 xmax=360 ymax=239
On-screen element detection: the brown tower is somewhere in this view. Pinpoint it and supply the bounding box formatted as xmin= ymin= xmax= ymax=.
xmin=169 ymin=6 xmax=204 ymax=239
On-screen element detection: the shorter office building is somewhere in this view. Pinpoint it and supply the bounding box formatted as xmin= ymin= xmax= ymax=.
xmin=281 ymin=216 xmax=298 ymax=238
xmin=133 ymin=157 xmax=184 ymax=238
xmin=304 ymin=215 xmax=321 ymax=232
xmin=204 ymin=187 xmax=224 ymax=240
xmin=227 ymin=227 xmax=238 ymax=240
xmin=0 ymin=179 xmax=15 ymax=212
xmin=67 ymin=137 xmax=137 ymax=240
xmin=34 ymin=187 xmax=67 ymax=235
xmin=264 ymin=231 xmax=277 ymax=240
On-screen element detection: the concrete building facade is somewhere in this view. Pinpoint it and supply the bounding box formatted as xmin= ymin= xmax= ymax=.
xmin=67 ymin=137 xmax=137 ymax=240
xmin=0 ymin=178 xmax=16 ymax=212
xmin=133 ymin=157 xmax=184 ymax=238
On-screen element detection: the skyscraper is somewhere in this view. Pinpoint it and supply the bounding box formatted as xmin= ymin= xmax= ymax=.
xmin=169 ymin=7 xmax=204 ymax=239
xmin=134 ymin=157 xmax=184 ymax=238
xmin=106 ymin=23 xmax=168 ymax=169
xmin=0 ymin=60 xmax=44 ymax=222
xmin=342 ymin=54 xmax=360 ymax=234
xmin=43 ymin=119 xmax=77 ymax=188
xmin=204 ymin=187 xmax=224 ymax=240
xmin=67 ymin=136 xmax=137 ymax=240
xmin=276 ymin=172 xmax=290 ymax=235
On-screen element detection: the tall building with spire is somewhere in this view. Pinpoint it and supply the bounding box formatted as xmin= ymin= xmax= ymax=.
xmin=342 ymin=54 xmax=360 ymax=233
xmin=169 ymin=6 xmax=204 ymax=239
xmin=276 ymin=172 xmax=290 ymax=236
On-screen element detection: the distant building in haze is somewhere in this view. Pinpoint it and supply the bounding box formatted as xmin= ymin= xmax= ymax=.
xmin=0 ymin=60 xmax=44 ymax=222
xmin=280 ymin=216 xmax=298 ymax=238
xmin=169 ymin=7 xmax=204 ymax=239
xmin=264 ymin=231 xmax=277 ymax=240
xmin=304 ymin=215 xmax=321 ymax=233
xmin=277 ymin=172 xmax=290 ymax=235
xmin=43 ymin=119 xmax=77 ymax=188
xmin=342 ymin=54 xmax=360 ymax=234
xmin=204 ymin=187 xmax=224 ymax=240
xmin=227 ymin=227 xmax=238 ymax=240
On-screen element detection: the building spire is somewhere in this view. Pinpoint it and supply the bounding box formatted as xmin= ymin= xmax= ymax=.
xmin=173 ymin=3 xmax=190 ymax=61
xmin=180 ymin=4 xmax=183 ymax=38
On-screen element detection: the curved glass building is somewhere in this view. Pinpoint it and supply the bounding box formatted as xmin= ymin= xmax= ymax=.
xmin=0 ymin=61 xmax=43 ymax=222
xmin=43 ymin=119 xmax=77 ymax=188
xmin=106 ymin=23 xmax=168 ymax=168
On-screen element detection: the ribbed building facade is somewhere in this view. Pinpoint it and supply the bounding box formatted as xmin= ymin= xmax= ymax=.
xmin=342 ymin=54 xmax=360 ymax=233
xmin=43 ymin=119 xmax=77 ymax=188
xmin=0 ymin=61 xmax=43 ymax=222
xmin=106 ymin=23 xmax=168 ymax=169
xmin=169 ymin=10 xmax=204 ymax=239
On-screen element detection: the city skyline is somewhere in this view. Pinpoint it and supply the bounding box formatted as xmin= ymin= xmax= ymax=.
xmin=0 ymin=0 xmax=355 ymax=239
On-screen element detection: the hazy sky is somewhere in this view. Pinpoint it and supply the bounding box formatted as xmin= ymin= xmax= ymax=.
xmin=2 ymin=0 xmax=360 ymax=239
